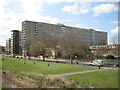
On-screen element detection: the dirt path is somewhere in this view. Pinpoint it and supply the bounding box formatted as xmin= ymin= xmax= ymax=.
xmin=53 ymin=69 xmax=106 ymax=76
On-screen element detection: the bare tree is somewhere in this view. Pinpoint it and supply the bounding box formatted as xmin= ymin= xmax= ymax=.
xmin=110 ymin=34 xmax=119 ymax=58
xmin=111 ymin=34 xmax=118 ymax=45
xmin=29 ymin=30 xmax=91 ymax=62
xmin=58 ymin=31 xmax=89 ymax=63
xmin=37 ymin=31 xmax=60 ymax=58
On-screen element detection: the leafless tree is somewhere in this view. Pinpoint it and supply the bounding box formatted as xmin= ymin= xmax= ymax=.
xmin=110 ymin=33 xmax=119 ymax=58
xmin=58 ymin=31 xmax=90 ymax=63
xmin=29 ymin=30 xmax=91 ymax=62
xmin=111 ymin=34 xmax=118 ymax=45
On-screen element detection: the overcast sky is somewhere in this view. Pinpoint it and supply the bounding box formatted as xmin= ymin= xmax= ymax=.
xmin=0 ymin=0 xmax=119 ymax=46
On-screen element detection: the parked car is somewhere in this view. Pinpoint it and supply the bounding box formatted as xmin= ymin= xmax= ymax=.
xmin=15 ymin=56 xmax=19 ymax=58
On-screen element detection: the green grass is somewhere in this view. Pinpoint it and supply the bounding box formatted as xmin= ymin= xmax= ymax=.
xmin=66 ymin=69 xmax=118 ymax=88
xmin=2 ymin=57 xmax=97 ymax=75
xmin=0 ymin=56 xmax=2 ymax=89
xmin=0 ymin=56 xmax=2 ymax=68
xmin=2 ymin=57 xmax=118 ymax=88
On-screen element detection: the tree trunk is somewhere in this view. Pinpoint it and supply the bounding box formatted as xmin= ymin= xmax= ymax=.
xmin=43 ymin=56 xmax=45 ymax=61
xmin=71 ymin=57 xmax=73 ymax=64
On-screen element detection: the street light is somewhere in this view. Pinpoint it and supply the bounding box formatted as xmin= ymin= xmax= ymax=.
xmin=38 ymin=42 xmax=40 ymax=60
xmin=55 ymin=46 xmax=60 ymax=59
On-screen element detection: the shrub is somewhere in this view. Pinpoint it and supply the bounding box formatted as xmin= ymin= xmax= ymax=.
xmin=106 ymin=55 xmax=114 ymax=59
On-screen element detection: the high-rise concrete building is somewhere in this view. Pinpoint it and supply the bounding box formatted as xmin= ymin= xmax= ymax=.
xmin=11 ymin=30 xmax=20 ymax=55
xmin=19 ymin=31 xmax=22 ymax=55
xmin=21 ymin=20 xmax=107 ymax=56
xmin=6 ymin=38 xmax=11 ymax=53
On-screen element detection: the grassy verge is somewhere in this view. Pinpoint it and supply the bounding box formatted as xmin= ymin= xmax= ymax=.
xmin=66 ymin=69 xmax=118 ymax=88
xmin=2 ymin=70 xmax=81 ymax=88
xmin=2 ymin=57 xmax=97 ymax=75
xmin=0 ymin=56 xmax=2 ymax=90
xmin=0 ymin=56 xmax=2 ymax=68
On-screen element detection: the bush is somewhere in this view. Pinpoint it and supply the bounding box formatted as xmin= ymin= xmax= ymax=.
xmin=106 ymin=55 xmax=114 ymax=59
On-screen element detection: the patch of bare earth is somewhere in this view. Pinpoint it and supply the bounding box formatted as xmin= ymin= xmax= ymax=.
xmin=2 ymin=70 xmax=38 ymax=88
xmin=2 ymin=70 xmax=82 ymax=88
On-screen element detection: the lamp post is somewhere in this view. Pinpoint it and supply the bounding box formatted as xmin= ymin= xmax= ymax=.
xmin=38 ymin=42 xmax=40 ymax=60
xmin=55 ymin=46 xmax=60 ymax=59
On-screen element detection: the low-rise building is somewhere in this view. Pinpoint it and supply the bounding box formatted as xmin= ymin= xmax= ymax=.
xmin=89 ymin=45 xmax=120 ymax=57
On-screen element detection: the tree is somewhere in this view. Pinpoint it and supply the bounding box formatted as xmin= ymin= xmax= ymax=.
xmin=39 ymin=44 xmax=47 ymax=61
xmin=37 ymin=31 xmax=58 ymax=48
xmin=110 ymin=34 xmax=120 ymax=58
xmin=58 ymin=31 xmax=90 ymax=63
xmin=106 ymin=55 xmax=114 ymax=59
xmin=111 ymin=34 xmax=118 ymax=45
xmin=29 ymin=30 xmax=91 ymax=62
xmin=29 ymin=43 xmax=40 ymax=57
xmin=37 ymin=31 xmax=60 ymax=58
xmin=29 ymin=43 xmax=52 ymax=61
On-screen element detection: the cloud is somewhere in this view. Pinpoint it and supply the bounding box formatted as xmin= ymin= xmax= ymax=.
xmin=93 ymin=3 xmax=117 ymax=16
xmin=62 ymin=19 xmax=72 ymax=22
xmin=0 ymin=0 xmax=118 ymax=46
xmin=45 ymin=0 xmax=75 ymax=4
xmin=0 ymin=0 xmax=7 ymax=14
xmin=0 ymin=0 xmax=62 ymax=46
xmin=110 ymin=27 xmax=119 ymax=34
xmin=47 ymin=0 xmax=119 ymax=3
xmin=19 ymin=0 xmax=44 ymax=14
xmin=75 ymin=24 xmax=83 ymax=28
xmin=62 ymin=2 xmax=90 ymax=15
xmin=19 ymin=0 xmax=75 ymax=14
xmin=110 ymin=21 xmax=119 ymax=24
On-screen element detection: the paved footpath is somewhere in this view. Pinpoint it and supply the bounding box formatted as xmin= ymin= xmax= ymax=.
xmin=53 ymin=69 xmax=106 ymax=76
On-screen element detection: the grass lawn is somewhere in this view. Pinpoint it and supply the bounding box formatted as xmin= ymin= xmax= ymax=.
xmin=0 ymin=56 xmax=2 ymax=68
xmin=0 ymin=56 xmax=2 ymax=89
xmin=66 ymin=69 xmax=118 ymax=88
xmin=2 ymin=57 xmax=118 ymax=88
xmin=2 ymin=57 xmax=98 ymax=75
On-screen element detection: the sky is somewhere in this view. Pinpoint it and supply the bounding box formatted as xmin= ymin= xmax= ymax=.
xmin=0 ymin=0 xmax=119 ymax=46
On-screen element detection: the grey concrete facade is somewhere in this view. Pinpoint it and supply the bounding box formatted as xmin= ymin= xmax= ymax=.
xmin=0 ymin=46 xmax=2 ymax=54
xmin=11 ymin=30 xmax=20 ymax=55
xmin=6 ymin=38 xmax=11 ymax=53
xmin=21 ymin=20 xmax=107 ymax=56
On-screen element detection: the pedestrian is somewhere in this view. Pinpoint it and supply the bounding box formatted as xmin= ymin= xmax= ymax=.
xmin=34 ymin=61 xmax=35 ymax=64
xmin=98 ymin=65 xmax=100 ymax=69
xmin=24 ymin=60 xmax=26 ymax=64
xmin=2 ymin=58 xmax=4 ymax=61
xmin=76 ymin=61 xmax=79 ymax=64
xmin=48 ymin=63 xmax=50 ymax=66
